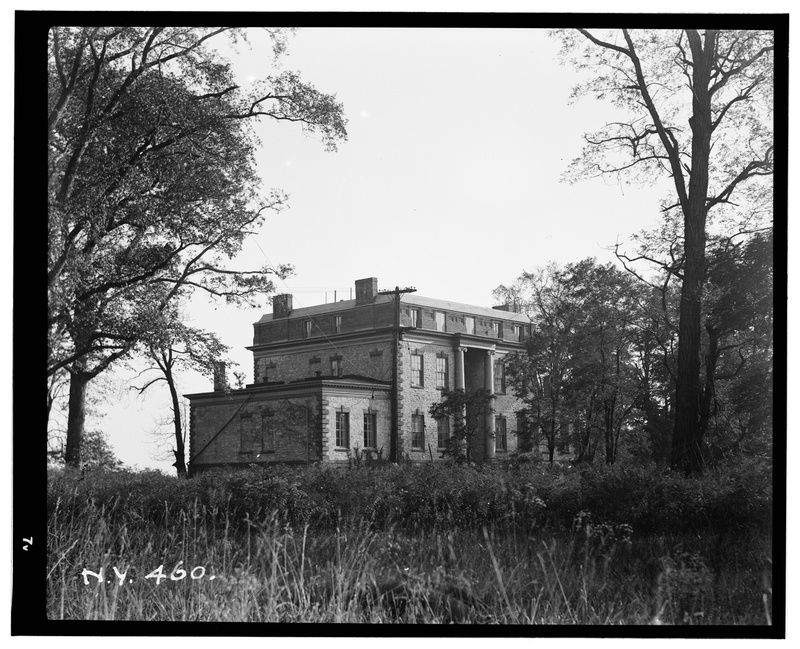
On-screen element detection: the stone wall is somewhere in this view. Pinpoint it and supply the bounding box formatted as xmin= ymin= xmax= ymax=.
xmin=321 ymin=390 xmax=391 ymax=463
xmin=399 ymin=338 xmax=454 ymax=460
xmin=400 ymin=305 xmax=527 ymax=342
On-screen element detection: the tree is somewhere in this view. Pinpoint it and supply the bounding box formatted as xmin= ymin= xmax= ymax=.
xmin=496 ymin=264 xmax=578 ymax=464
xmin=558 ymin=29 xmax=773 ymax=473
xmin=498 ymin=259 xmax=649 ymax=464
xmin=558 ymin=260 xmax=643 ymax=464
xmin=48 ymin=27 xmax=348 ymax=467
xmin=429 ymin=389 xmax=494 ymax=463
xmin=700 ymin=229 xmax=773 ymax=458
xmin=132 ymin=310 xmax=231 ymax=478
xmin=48 ymin=429 xmax=124 ymax=471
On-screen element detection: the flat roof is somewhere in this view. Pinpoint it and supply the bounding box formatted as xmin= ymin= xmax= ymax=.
xmin=185 ymin=374 xmax=391 ymax=400
xmin=255 ymin=293 xmax=530 ymax=324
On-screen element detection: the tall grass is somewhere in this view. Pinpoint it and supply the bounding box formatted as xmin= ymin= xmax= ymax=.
xmin=46 ymin=460 xmax=773 ymax=624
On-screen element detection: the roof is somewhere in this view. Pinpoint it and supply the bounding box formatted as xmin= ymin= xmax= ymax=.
xmin=256 ymin=295 xmax=390 ymax=324
xmin=401 ymin=294 xmax=530 ymax=324
xmin=185 ymin=374 xmax=391 ymax=400
xmin=255 ymin=293 xmax=529 ymax=324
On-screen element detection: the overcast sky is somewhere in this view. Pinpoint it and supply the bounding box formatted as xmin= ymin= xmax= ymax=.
xmin=85 ymin=27 xmax=691 ymax=471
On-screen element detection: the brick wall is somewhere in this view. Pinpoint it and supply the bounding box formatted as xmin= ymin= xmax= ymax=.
xmin=189 ymin=391 xmax=321 ymax=470
xmin=253 ymin=339 xmax=393 ymax=384
xmin=254 ymin=300 xmax=395 ymax=345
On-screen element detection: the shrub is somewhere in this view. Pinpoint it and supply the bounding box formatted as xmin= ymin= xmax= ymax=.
xmin=48 ymin=456 xmax=772 ymax=536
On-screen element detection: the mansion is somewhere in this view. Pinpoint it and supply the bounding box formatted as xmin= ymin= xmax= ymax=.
xmin=186 ymin=277 xmax=531 ymax=473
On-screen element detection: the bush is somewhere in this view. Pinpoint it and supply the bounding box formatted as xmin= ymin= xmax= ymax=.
xmin=48 ymin=456 xmax=772 ymax=536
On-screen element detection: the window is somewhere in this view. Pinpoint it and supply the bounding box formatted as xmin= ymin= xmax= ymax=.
xmin=412 ymin=413 xmax=425 ymax=450
xmin=434 ymin=310 xmax=446 ymax=332
xmin=465 ymin=316 xmax=475 ymax=335
xmin=495 ymin=416 xmax=507 ymax=452
xmin=333 ymin=315 xmax=342 ymax=334
xmin=331 ymin=357 xmax=342 ymax=377
xmin=494 ymin=360 xmax=505 ymax=394
xmin=256 ymin=357 xmax=268 ymax=383
xmin=363 ymin=412 xmax=377 ymax=448
xmin=492 ymin=321 xmax=501 ymax=338
xmin=437 ymin=416 xmax=450 ymax=449
xmin=335 ymin=411 xmax=350 ymax=448
xmin=239 ymin=412 xmax=262 ymax=453
xmin=513 ymin=324 xmax=523 ymax=341
xmin=410 ymin=308 xmax=421 ymax=328
xmin=304 ymin=319 xmax=312 ymax=338
xmin=436 ymin=356 xmax=448 ymax=389
xmin=411 ymin=353 xmax=424 ymax=387
xmin=262 ymin=415 xmax=275 ymax=452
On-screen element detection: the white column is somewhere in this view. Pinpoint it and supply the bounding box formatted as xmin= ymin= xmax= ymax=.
xmin=454 ymin=346 xmax=467 ymax=457
xmin=485 ymin=350 xmax=496 ymax=460
xmin=455 ymin=346 xmax=466 ymax=391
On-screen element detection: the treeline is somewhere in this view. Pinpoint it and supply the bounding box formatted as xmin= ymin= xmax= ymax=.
xmin=494 ymin=229 xmax=772 ymax=467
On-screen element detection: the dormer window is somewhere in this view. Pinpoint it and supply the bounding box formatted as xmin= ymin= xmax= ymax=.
xmin=410 ymin=308 xmax=421 ymax=328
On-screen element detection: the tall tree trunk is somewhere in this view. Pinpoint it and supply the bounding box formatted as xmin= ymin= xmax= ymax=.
xmin=165 ymin=370 xmax=188 ymax=478
xmin=699 ymin=323 xmax=720 ymax=442
xmin=64 ymin=370 xmax=91 ymax=468
xmin=671 ymin=30 xmax=714 ymax=475
xmin=548 ymin=404 xmax=557 ymax=464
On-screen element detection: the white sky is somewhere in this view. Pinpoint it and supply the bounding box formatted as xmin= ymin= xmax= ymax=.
xmin=85 ymin=27 xmax=682 ymax=472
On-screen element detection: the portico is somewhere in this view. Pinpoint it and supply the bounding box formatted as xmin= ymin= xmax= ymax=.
xmin=454 ymin=338 xmax=502 ymax=461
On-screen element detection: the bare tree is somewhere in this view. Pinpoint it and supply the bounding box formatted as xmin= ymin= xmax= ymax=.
xmin=132 ymin=314 xmax=232 ymax=478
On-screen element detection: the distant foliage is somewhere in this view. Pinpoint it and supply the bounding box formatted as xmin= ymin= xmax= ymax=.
xmin=47 ymin=428 xmax=123 ymax=471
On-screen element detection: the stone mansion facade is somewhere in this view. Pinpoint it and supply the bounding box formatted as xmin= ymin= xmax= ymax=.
xmin=186 ymin=277 xmax=531 ymax=474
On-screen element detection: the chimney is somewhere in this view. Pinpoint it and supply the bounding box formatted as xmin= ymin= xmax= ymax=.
xmin=493 ymin=301 xmax=521 ymax=313
xmin=355 ymin=277 xmax=378 ymax=304
xmin=273 ymin=293 xmax=293 ymax=318
xmin=213 ymin=361 xmax=228 ymax=392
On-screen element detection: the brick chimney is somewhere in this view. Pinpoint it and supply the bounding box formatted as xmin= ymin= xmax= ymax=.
xmin=273 ymin=293 xmax=293 ymax=318
xmin=492 ymin=300 xmax=521 ymax=313
xmin=213 ymin=361 xmax=228 ymax=392
xmin=355 ymin=277 xmax=378 ymax=304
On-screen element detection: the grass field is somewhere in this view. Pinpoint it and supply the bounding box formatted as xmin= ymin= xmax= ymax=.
xmin=46 ymin=460 xmax=773 ymax=624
